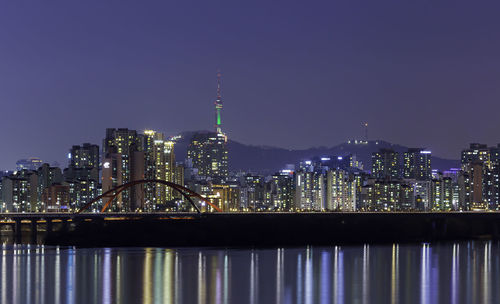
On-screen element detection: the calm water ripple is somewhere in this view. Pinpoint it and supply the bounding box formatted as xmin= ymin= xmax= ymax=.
xmin=0 ymin=241 xmax=498 ymax=303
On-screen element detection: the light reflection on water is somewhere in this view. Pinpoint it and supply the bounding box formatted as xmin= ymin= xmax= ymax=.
xmin=0 ymin=242 xmax=499 ymax=303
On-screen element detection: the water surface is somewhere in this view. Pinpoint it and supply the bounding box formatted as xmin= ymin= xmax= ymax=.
xmin=0 ymin=241 xmax=498 ymax=303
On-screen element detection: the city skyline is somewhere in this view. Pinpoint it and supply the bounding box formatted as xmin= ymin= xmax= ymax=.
xmin=1 ymin=126 xmax=492 ymax=172
xmin=3 ymin=121 xmax=500 ymax=213
xmin=2 ymin=1 xmax=500 ymax=169
xmin=2 ymin=2 xmax=500 ymax=303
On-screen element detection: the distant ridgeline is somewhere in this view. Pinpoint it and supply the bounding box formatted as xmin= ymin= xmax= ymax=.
xmin=174 ymin=132 xmax=459 ymax=174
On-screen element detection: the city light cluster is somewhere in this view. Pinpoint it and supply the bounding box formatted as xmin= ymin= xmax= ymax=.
xmin=1 ymin=73 xmax=498 ymax=213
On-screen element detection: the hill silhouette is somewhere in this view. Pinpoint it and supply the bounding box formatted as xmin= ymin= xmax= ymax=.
xmin=174 ymin=131 xmax=459 ymax=174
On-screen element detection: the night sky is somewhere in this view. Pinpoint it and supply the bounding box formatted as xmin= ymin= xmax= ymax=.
xmin=1 ymin=0 xmax=500 ymax=169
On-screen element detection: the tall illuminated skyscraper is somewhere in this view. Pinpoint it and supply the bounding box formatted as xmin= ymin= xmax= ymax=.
xmin=143 ymin=130 xmax=176 ymax=210
xmin=187 ymin=132 xmax=228 ymax=180
xmin=102 ymin=128 xmax=144 ymax=211
xmin=371 ymin=149 xmax=399 ymax=180
xmin=64 ymin=143 xmax=100 ymax=209
xmin=403 ymin=148 xmax=432 ymax=180
xmin=461 ymin=143 xmax=491 ymax=170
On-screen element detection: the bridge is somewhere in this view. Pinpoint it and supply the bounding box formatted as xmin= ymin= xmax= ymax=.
xmin=0 ymin=212 xmax=201 ymax=243
xmin=78 ymin=179 xmax=222 ymax=213
xmin=3 ymin=180 xmax=500 ymax=246
xmin=0 ymin=179 xmax=220 ymax=243
xmin=3 ymin=211 xmax=500 ymax=246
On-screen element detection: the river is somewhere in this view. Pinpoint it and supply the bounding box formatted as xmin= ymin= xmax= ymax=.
xmin=0 ymin=240 xmax=498 ymax=303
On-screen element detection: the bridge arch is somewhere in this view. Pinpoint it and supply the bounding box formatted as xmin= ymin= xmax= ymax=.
xmin=77 ymin=179 xmax=221 ymax=214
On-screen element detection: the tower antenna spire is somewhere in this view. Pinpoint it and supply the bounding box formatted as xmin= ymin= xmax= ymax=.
xmin=216 ymin=69 xmax=222 ymax=99
xmin=215 ymin=69 xmax=223 ymax=133
xmin=363 ymin=122 xmax=368 ymax=142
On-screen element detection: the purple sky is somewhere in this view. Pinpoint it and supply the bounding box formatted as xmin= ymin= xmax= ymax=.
xmin=1 ymin=0 xmax=500 ymax=169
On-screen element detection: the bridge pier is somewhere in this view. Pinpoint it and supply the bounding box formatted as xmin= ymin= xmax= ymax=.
xmin=61 ymin=218 xmax=69 ymax=233
xmin=14 ymin=219 xmax=22 ymax=243
xmin=46 ymin=219 xmax=53 ymax=234
xmin=30 ymin=219 xmax=38 ymax=244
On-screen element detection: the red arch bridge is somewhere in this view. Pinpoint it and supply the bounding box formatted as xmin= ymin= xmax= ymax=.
xmin=0 ymin=180 xmax=221 ymax=243
xmin=77 ymin=179 xmax=222 ymax=214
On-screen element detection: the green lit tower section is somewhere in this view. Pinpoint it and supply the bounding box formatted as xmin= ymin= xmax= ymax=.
xmin=215 ymin=70 xmax=223 ymax=134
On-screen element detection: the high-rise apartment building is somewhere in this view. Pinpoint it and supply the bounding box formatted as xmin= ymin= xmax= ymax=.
xmin=484 ymin=162 xmax=500 ymax=210
xmin=269 ymin=171 xmax=295 ymax=211
xmin=461 ymin=143 xmax=491 ymax=170
xmin=64 ymin=143 xmax=100 ymax=209
xmin=371 ymin=149 xmax=399 ymax=180
xmin=68 ymin=143 xmax=100 ymax=170
xmin=102 ymin=128 xmax=144 ymax=211
xmin=37 ymin=163 xmax=63 ymax=202
xmin=143 ymin=130 xmax=177 ymax=210
xmin=1 ymin=170 xmax=38 ymax=212
xmin=326 ymin=169 xmax=350 ymax=211
xmin=459 ymin=143 xmax=500 ymax=210
xmin=362 ymin=179 xmax=414 ymax=211
xmin=295 ymin=170 xmax=324 ymax=211
xmin=403 ymin=148 xmax=432 ymax=180
xmin=187 ymin=132 xmax=228 ymax=180
xmin=431 ymin=174 xmax=453 ymax=211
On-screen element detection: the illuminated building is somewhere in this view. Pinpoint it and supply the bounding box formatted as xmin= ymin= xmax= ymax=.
xmin=102 ymin=128 xmax=144 ymax=211
xmin=412 ymin=180 xmax=431 ymax=211
xmin=461 ymin=143 xmax=491 ymax=170
xmin=362 ymin=179 xmax=414 ymax=211
xmin=2 ymin=165 xmax=63 ymax=212
xmin=211 ymin=184 xmax=240 ymax=211
xmin=326 ymin=169 xmax=351 ymax=211
xmin=489 ymin=144 xmax=500 ymax=163
xmin=403 ymin=148 xmax=432 ymax=180
xmin=469 ymin=162 xmax=486 ymax=210
xmin=400 ymin=184 xmax=414 ymax=210
xmin=64 ymin=143 xmax=100 ymax=209
xmin=42 ymin=184 xmax=70 ymax=212
xmin=294 ymin=170 xmax=324 ymax=211
xmin=240 ymin=175 xmax=265 ymax=211
xmin=16 ymin=157 xmax=43 ymax=171
xmin=65 ymin=179 xmax=99 ymax=211
xmin=143 ymin=130 xmax=176 ymax=210
xmin=459 ymin=143 xmax=500 ymax=210
xmin=295 ymin=159 xmax=361 ymax=211
xmin=317 ymin=155 xmax=363 ymax=172
xmin=351 ymin=172 xmax=368 ymax=210
xmin=431 ymin=174 xmax=453 ymax=211
xmin=68 ymin=143 xmax=99 ymax=170
xmin=371 ymin=149 xmax=399 ymax=180
xmin=269 ymin=171 xmax=294 ymax=211
xmin=173 ymin=162 xmax=185 ymax=199
xmin=37 ymin=163 xmax=63 ymax=201
xmin=187 ymin=132 xmax=228 ymax=180
xmin=484 ymin=163 xmax=500 ymax=210
xmin=1 ymin=170 xmax=38 ymax=212
xmin=457 ymin=171 xmax=471 ymax=210
xmin=459 ymin=143 xmax=496 ymax=210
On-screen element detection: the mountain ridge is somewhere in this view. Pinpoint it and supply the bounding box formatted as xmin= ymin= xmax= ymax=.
xmin=173 ymin=131 xmax=460 ymax=174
